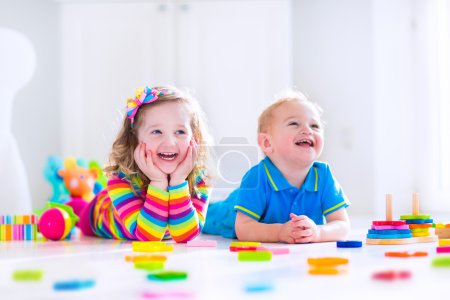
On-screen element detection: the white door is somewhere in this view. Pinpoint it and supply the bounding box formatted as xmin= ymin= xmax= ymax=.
xmin=60 ymin=2 xmax=176 ymax=161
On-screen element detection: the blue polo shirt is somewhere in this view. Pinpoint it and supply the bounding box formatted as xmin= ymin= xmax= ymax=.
xmin=234 ymin=157 xmax=350 ymax=225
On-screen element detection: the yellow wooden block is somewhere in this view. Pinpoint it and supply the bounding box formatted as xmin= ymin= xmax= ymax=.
xmin=438 ymin=239 xmax=450 ymax=247
xmin=132 ymin=241 xmax=174 ymax=253
xmin=229 ymin=241 xmax=261 ymax=247
xmin=412 ymin=232 xmax=430 ymax=237
xmin=308 ymin=266 xmax=346 ymax=275
xmin=410 ymin=228 xmax=429 ymax=233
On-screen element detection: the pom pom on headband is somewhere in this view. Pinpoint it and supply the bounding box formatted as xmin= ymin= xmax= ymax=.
xmin=126 ymin=86 xmax=175 ymax=127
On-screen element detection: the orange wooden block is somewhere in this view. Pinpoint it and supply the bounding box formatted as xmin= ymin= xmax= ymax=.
xmin=385 ymin=251 xmax=428 ymax=258
xmin=308 ymin=266 xmax=346 ymax=275
xmin=307 ymin=257 xmax=349 ymax=266
xmin=408 ymin=223 xmax=432 ymax=229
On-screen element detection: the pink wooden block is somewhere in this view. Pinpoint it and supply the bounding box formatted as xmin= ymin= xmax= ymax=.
xmin=436 ymin=246 xmax=450 ymax=253
xmin=371 ymin=225 xmax=410 ymax=230
xmin=186 ymin=240 xmax=217 ymax=247
xmin=257 ymin=247 xmax=290 ymax=255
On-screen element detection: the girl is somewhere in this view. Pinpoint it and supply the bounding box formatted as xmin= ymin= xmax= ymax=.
xmin=68 ymin=86 xmax=213 ymax=242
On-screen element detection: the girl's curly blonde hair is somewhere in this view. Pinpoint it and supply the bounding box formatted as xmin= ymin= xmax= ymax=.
xmin=104 ymin=86 xmax=214 ymax=195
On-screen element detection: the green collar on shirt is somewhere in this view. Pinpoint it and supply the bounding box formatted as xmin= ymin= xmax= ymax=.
xmin=262 ymin=157 xmax=318 ymax=192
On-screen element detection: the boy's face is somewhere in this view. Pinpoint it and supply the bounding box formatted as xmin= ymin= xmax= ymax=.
xmin=260 ymin=101 xmax=324 ymax=168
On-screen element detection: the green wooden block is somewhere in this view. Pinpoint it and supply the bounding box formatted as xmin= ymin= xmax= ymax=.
xmin=134 ymin=261 xmax=165 ymax=271
xmin=147 ymin=271 xmax=188 ymax=281
xmin=432 ymin=256 xmax=450 ymax=268
xmin=238 ymin=251 xmax=272 ymax=262
xmin=400 ymin=215 xmax=430 ymax=220
xmin=12 ymin=270 xmax=43 ymax=281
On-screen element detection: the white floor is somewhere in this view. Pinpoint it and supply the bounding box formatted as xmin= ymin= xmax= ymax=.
xmin=1 ymin=224 xmax=449 ymax=300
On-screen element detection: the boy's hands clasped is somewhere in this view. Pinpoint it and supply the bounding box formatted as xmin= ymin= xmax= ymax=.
xmin=278 ymin=213 xmax=320 ymax=244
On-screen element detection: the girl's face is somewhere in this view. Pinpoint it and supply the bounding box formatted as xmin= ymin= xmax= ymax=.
xmin=136 ymin=101 xmax=192 ymax=175
xmin=266 ymin=101 xmax=324 ymax=168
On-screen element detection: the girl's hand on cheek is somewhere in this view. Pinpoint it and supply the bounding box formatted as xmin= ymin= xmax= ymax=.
xmin=134 ymin=143 xmax=168 ymax=188
xmin=170 ymin=139 xmax=199 ymax=186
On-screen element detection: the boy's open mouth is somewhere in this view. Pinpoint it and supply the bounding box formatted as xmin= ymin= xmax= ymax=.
xmin=158 ymin=152 xmax=178 ymax=161
xmin=295 ymin=139 xmax=314 ymax=147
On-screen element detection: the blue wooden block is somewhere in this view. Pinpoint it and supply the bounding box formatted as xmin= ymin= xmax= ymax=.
xmin=366 ymin=233 xmax=413 ymax=239
xmin=337 ymin=240 xmax=363 ymax=248
xmin=405 ymin=219 xmax=433 ymax=224
xmin=368 ymin=229 xmax=411 ymax=235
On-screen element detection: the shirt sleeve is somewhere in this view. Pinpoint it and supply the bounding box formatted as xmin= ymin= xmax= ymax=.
xmin=320 ymin=164 xmax=350 ymax=216
xmin=234 ymin=166 xmax=267 ymax=221
xmin=107 ymin=176 xmax=170 ymax=241
xmin=167 ymin=175 xmax=211 ymax=243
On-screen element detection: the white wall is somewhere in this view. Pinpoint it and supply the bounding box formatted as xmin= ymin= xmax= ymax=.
xmin=0 ymin=0 xmax=60 ymax=210
xmin=292 ymin=0 xmax=375 ymax=216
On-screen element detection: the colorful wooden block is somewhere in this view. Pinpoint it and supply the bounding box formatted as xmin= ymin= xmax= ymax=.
xmin=371 ymin=225 xmax=410 ymax=230
xmin=432 ymin=256 xmax=450 ymax=268
xmin=308 ymin=266 xmax=345 ymax=275
xmin=238 ymin=250 xmax=272 ymax=262
xmin=385 ymin=251 xmax=428 ymax=258
xmin=336 ymin=240 xmax=363 ymax=248
xmin=367 ymin=236 xmax=437 ymax=245
xmin=125 ymin=254 xmax=167 ymax=263
xmin=368 ymin=229 xmax=411 ymax=235
xmin=436 ymin=246 xmax=450 ymax=253
xmin=400 ymin=214 xmax=430 ymax=220
xmin=372 ymin=270 xmax=411 ymax=281
xmin=405 ymin=219 xmax=433 ymax=224
xmin=409 ymin=223 xmax=432 ymax=229
xmin=438 ymin=239 xmax=450 ymax=247
xmin=132 ymin=241 xmax=174 ymax=253
xmin=367 ymin=233 xmax=413 ymax=239
xmin=147 ymin=271 xmax=188 ymax=281
xmin=307 ymin=257 xmax=349 ymax=266
xmin=372 ymin=220 xmax=406 ymax=226
xmin=230 ymin=241 xmax=261 ymax=247
xmin=186 ymin=240 xmax=217 ymax=247
xmin=257 ymin=247 xmax=290 ymax=255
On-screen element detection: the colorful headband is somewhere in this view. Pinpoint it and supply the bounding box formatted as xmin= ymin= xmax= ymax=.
xmin=126 ymin=86 xmax=175 ymax=127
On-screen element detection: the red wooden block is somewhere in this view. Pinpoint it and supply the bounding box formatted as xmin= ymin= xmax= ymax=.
xmin=372 ymin=220 xmax=406 ymax=226
xmin=372 ymin=270 xmax=411 ymax=281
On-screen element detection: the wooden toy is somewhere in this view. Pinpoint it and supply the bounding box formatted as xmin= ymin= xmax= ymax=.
xmin=385 ymin=251 xmax=428 ymax=258
xmin=125 ymin=254 xmax=167 ymax=263
xmin=230 ymin=246 xmax=259 ymax=252
xmin=230 ymin=241 xmax=261 ymax=247
xmin=431 ymin=256 xmax=450 ymax=268
xmin=367 ymin=236 xmax=437 ymax=245
xmin=134 ymin=261 xmax=165 ymax=271
xmin=12 ymin=270 xmax=43 ymax=281
xmin=436 ymin=246 xmax=450 ymax=253
xmin=186 ymin=240 xmax=217 ymax=247
xmin=372 ymin=270 xmax=411 ymax=281
xmin=308 ymin=267 xmax=345 ymax=275
xmin=147 ymin=271 xmax=188 ymax=281
xmin=435 ymin=228 xmax=450 ymax=239
xmin=132 ymin=241 xmax=174 ymax=253
xmin=238 ymin=250 xmax=272 ymax=261
xmin=438 ymin=239 xmax=450 ymax=247
xmin=307 ymin=257 xmax=349 ymax=266
xmin=337 ymin=240 xmax=363 ymax=248
xmin=371 ymin=225 xmax=410 ymax=230
xmin=257 ymin=247 xmax=290 ymax=255
xmin=367 ymin=193 xmax=438 ymax=245
xmin=53 ymin=279 xmax=95 ymax=291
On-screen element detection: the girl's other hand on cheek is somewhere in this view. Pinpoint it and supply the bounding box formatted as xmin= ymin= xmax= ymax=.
xmin=170 ymin=139 xmax=198 ymax=186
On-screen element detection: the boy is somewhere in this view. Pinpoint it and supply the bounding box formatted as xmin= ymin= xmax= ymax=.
xmin=204 ymin=91 xmax=350 ymax=243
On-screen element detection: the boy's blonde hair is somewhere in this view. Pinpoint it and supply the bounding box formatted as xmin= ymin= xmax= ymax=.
xmin=258 ymin=90 xmax=323 ymax=133
xmin=104 ymin=86 xmax=213 ymax=195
